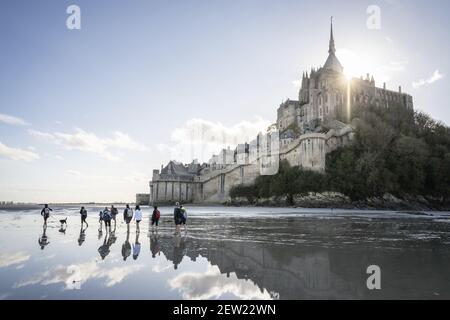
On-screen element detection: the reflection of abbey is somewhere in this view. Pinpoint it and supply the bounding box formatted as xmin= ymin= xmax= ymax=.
xmin=138 ymin=19 xmax=414 ymax=205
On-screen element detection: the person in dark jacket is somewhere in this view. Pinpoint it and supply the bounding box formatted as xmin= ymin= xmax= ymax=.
xmin=102 ymin=207 xmax=112 ymax=232
xmin=110 ymin=205 xmax=118 ymax=226
xmin=173 ymin=202 xmax=183 ymax=235
xmin=79 ymin=206 xmax=88 ymax=227
xmin=123 ymin=204 xmax=133 ymax=232
xmin=40 ymin=204 xmax=53 ymax=226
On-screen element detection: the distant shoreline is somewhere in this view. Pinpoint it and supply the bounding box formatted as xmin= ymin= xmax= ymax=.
xmin=1 ymin=201 xmax=449 ymax=212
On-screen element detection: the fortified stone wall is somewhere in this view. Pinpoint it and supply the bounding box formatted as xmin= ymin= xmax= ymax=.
xmin=135 ymin=193 xmax=150 ymax=206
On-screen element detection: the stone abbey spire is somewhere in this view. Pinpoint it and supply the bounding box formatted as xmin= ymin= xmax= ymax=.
xmin=323 ymin=16 xmax=343 ymax=74
xmin=329 ymin=16 xmax=336 ymax=55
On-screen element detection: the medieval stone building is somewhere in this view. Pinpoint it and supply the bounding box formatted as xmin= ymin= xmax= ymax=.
xmin=140 ymin=19 xmax=414 ymax=205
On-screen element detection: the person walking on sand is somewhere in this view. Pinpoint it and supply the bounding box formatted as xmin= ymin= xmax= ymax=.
xmin=180 ymin=204 xmax=188 ymax=234
xmin=173 ymin=202 xmax=183 ymax=235
xmin=123 ymin=204 xmax=133 ymax=231
xmin=79 ymin=206 xmax=88 ymax=228
xmin=40 ymin=204 xmax=53 ymax=226
xmin=98 ymin=210 xmax=104 ymax=232
xmin=134 ymin=205 xmax=142 ymax=233
xmin=102 ymin=207 xmax=112 ymax=232
xmin=151 ymin=206 xmax=160 ymax=233
xmin=111 ymin=205 xmax=118 ymax=227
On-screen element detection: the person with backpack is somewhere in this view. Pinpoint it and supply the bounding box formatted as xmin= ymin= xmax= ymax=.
xmin=151 ymin=206 xmax=160 ymax=232
xmin=102 ymin=207 xmax=112 ymax=232
xmin=110 ymin=205 xmax=118 ymax=226
xmin=134 ymin=205 xmax=142 ymax=233
xmin=173 ymin=202 xmax=184 ymax=235
xmin=79 ymin=206 xmax=88 ymax=228
xmin=40 ymin=204 xmax=53 ymax=226
xmin=123 ymin=204 xmax=133 ymax=231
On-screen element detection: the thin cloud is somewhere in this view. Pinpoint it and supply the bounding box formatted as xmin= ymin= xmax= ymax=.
xmin=14 ymin=260 xmax=143 ymax=289
xmin=157 ymin=117 xmax=271 ymax=164
xmin=292 ymin=80 xmax=302 ymax=88
xmin=169 ymin=265 xmax=272 ymax=300
xmin=29 ymin=128 xmax=148 ymax=161
xmin=0 ymin=141 xmax=40 ymax=162
xmin=64 ymin=169 xmax=149 ymax=183
xmin=0 ymin=252 xmax=30 ymax=268
xmin=413 ymin=70 xmax=444 ymax=88
xmin=0 ymin=113 xmax=29 ymax=126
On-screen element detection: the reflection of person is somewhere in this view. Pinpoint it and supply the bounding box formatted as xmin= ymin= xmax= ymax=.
xmin=121 ymin=230 xmax=131 ymax=261
xmin=133 ymin=232 xmax=141 ymax=260
xmin=40 ymin=204 xmax=53 ymax=226
xmin=38 ymin=225 xmax=50 ymax=250
xmin=78 ymin=226 xmax=87 ymax=246
xmin=108 ymin=228 xmax=117 ymax=246
xmin=151 ymin=206 xmax=160 ymax=233
xmin=150 ymin=234 xmax=160 ymax=258
xmin=172 ymin=235 xmax=186 ymax=270
xmin=98 ymin=232 xmax=111 ymax=260
xmin=80 ymin=206 xmax=88 ymax=227
xmin=134 ymin=205 xmax=142 ymax=233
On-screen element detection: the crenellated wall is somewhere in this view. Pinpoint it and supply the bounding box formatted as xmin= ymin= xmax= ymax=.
xmin=148 ymin=125 xmax=353 ymax=205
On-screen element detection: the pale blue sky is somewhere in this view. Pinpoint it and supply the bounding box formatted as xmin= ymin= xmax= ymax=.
xmin=0 ymin=0 xmax=448 ymax=202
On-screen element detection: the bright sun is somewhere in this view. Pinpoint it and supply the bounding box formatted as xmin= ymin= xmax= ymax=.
xmin=337 ymin=48 xmax=390 ymax=84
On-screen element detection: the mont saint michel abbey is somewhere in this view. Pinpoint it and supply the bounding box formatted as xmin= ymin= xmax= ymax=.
xmin=137 ymin=20 xmax=414 ymax=205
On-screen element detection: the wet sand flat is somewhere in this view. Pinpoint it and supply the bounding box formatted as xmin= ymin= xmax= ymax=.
xmin=1 ymin=206 xmax=450 ymax=299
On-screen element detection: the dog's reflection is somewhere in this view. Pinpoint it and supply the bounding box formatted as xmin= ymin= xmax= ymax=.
xmin=59 ymin=218 xmax=67 ymax=234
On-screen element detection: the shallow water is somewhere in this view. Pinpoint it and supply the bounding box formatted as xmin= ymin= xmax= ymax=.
xmin=1 ymin=206 xmax=450 ymax=300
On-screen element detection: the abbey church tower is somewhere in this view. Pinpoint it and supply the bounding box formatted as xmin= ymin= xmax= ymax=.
xmin=278 ymin=18 xmax=413 ymax=136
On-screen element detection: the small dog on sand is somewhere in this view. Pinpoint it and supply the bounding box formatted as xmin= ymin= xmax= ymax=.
xmin=59 ymin=218 xmax=67 ymax=225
